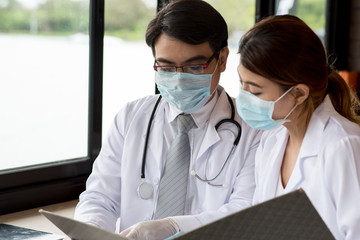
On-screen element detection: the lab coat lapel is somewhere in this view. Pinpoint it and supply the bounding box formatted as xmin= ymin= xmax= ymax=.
xmin=195 ymin=90 xmax=229 ymax=160
xmin=143 ymin=99 xmax=166 ymax=174
xmin=262 ymin=128 xmax=288 ymax=199
xmin=285 ymin=100 xmax=328 ymax=190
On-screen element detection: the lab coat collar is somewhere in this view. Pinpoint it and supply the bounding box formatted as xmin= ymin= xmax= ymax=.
xmin=291 ymin=96 xmax=336 ymax=190
xmin=196 ymin=86 xmax=230 ymax=159
xmin=166 ymin=87 xmax=219 ymax=129
xmin=285 ymin=96 xmax=334 ymax=190
xmin=298 ymin=95 xmax=333 ymax=160
xmin=165 ymin=86 xmax=228 ymax=160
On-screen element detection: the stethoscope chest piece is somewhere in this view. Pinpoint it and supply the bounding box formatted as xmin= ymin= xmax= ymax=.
xmin=137 ymin=180 xmax=154 ymax=200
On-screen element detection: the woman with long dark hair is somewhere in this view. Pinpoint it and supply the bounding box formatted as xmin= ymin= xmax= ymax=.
xmin=236 ymin=15 xmax=360 ymax=239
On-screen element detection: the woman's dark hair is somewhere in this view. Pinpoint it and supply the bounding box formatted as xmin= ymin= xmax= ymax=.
xmin=238 ymin=14 xmax=360 ymax=125
xmin=145 ymin=0 xmax=228 ymax=55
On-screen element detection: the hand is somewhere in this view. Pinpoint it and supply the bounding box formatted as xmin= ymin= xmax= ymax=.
xmin=120 ymin=218 xmax=180 ymax=240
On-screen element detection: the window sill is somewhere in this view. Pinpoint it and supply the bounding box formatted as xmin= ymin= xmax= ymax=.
xmin=0 ymin=200 xmax=78 ymax=238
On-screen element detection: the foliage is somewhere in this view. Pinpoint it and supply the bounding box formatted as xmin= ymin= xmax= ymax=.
xmin=104 ymin=0 xmax=155 ymax=40
xmin=0 ymin=0 xmax=30 ymax=32
xmin=295 ymin=0 xmax=326 ymax=31
xmin=207 ymin=0 xmax=256 ymax=33
xmin=0 ymin=0 xmax=326 ymax=40
xmin=0 ymin=0 xmax=89 ymax=34
xmin=37 ymin=0 xmax=89 ymax=33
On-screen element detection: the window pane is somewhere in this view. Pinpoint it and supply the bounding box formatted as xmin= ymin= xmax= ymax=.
xmin=276 ymin=0 xmax=327 ymax=42
xmin=102 ymin=0 xmax=156 ymax=134
xmin=0 ymin=0 xmax=89 ymax=170
xmin=206 ymin=0 xmax=256 ymax=97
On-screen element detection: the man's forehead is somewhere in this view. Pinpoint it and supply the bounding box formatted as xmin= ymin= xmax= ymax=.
xmin=154 ymin=34 xmax=212 ymax=63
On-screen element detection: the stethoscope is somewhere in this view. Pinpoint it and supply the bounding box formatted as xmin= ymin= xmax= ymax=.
xmin=137 ymin=93 xmax=242 ymax=200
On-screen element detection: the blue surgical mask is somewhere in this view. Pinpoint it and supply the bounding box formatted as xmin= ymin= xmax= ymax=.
xmin=235 ymin=87 xmax=296 ymax=130
xmin=155 ymin=71 xmax=214 ymax=113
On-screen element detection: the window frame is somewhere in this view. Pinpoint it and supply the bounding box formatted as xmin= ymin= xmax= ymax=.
xmin=255 ymin=0 xmax=275 ymax=23
xmin=325 ymin=0 xmax=351 ymax=70
xmin=0 ymin=0 xmax=104 ymax=215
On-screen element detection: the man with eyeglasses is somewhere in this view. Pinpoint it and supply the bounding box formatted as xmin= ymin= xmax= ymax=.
xmin=75 ymin=1 xmax=261 ymax=239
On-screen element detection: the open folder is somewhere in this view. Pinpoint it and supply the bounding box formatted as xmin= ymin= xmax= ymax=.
xmin=173 ymin=189 xmax=335 ymax=240
xmin=40 ymin=189 xmax=335 ymax=240
xmin=39 ymin=209 xmax=127 ymax=240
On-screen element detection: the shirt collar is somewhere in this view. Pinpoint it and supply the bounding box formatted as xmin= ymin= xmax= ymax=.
xmin=166 ymin=89 xmax=219 ymax=129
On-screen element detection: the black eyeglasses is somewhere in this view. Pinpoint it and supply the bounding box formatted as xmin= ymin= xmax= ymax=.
xmin=153 ymin=52 xmax=219 ymax=74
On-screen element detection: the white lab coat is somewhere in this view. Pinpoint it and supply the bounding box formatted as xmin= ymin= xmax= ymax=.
xmin=75 ymin=86 xmax=261 ymax=232
xmin=253 ymin=95 xmax=360 ymax=239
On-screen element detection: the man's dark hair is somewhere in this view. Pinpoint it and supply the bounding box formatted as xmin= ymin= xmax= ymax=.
xmin=145 ymin=0 xmax=228 ymax=55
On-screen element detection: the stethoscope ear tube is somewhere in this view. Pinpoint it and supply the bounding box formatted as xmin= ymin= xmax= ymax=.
xmin=138 ymin=95 xmax=162 ymax=200
xmin=226 ymin=93 xmax=235 ymax=119
xmin=141 ymin=95 xmax=162 ymax=179
xmin=221 ymin=93 xmax=242 ymax=146
xmin=215 ymin=119 xmax=241 ymax=146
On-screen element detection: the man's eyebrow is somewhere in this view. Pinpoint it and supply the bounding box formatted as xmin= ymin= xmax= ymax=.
xmin=155 ymin=55 xmax=208 ymax=65
xmin=155 ymin=58 xmax=174 ymax=64
xmin=184 ymin=55 xmax=208 ymax=63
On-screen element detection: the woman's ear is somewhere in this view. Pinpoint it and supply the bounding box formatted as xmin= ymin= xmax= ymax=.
xmin=293 ymin=84 xmax=310 ymax=105
xmin=219 ymin=47 xmax=229 ymax=72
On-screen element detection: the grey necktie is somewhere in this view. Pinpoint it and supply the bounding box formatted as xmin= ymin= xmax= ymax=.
xmin=154 ymin=114 xmax=195 ymax=219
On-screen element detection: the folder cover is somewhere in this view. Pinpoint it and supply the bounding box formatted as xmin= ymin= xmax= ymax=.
xmin=39 ymin=209 xmax=128 ymax=240
xmin=173 ymin=189 xmax=335 ymax=240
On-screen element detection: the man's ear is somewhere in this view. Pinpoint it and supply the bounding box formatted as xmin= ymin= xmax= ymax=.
xmin=293 ymin=84 xmax=310 ymax=105
xmin=219 ymin=47 xmax=229 ymax=72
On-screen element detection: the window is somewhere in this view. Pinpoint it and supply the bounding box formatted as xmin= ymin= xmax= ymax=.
xmin=0 ymin=0 xmax=99 ymax=214
xmin=102 ymin=0 xmax=156 ymax=135
xmin=0 ymin=1 xmax=89 ymax=170
xmin=275 ymin=0 xmax=327 ymax=42
xmin=206 ymin=0 xmax=256 ymax=97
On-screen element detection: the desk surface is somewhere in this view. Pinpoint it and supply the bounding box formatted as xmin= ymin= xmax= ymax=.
xmin=0 ymin=200 xmax=77 ymax=239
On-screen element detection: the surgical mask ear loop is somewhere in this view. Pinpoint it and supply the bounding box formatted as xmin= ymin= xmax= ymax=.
xmin=208 ymin=59 xmax=220 ymax=97
xmin=274 ymin=87 xmax=297 ymax=122
xmin=211 ymin=58 xmax=219 ymax=75
xmin=282 ymin=104 xmax=298 ymax=122
xmin=274 ymin=87 xmax=294 ymax=104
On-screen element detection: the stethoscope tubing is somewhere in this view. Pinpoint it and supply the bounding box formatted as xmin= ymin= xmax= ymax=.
xmin=141 ymin=95 xmax=163 ymax=179
xmin=139 ymin=92 xmax=241 ymax=194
